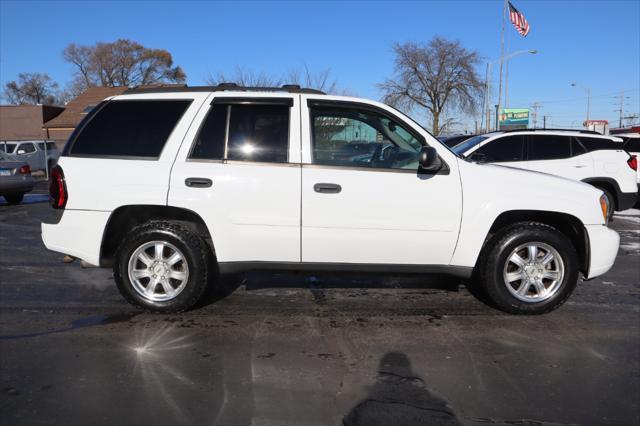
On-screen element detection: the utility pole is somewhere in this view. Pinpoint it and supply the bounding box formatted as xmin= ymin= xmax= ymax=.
xmin=613 ymin=90 xmax=630 ymax=128
xmin=531 ymin=102 xmax=541 ymax=129
xmin=543 ymin=115 xmax=547 ymax=129
xmin=496 ymin=0 xmax=508 ymax=132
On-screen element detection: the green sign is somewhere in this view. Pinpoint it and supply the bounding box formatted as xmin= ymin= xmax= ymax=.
xmin=499 ymin=108 xmax=529 ymax=128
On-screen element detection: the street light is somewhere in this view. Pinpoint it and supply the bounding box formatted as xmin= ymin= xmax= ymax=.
xmin=504 ymin=49 xmax=538 ymax=108
xmin=571 ymin=82 xmax=591 ymax=122
xmin=483 ymin=49 xmax=538 ymax=131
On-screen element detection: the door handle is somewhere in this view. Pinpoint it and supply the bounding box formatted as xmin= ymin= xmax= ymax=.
xmin=573 ymin=165 xmax=587 ymax=168
xmin=314 ymin=183 xmax=341 ymax=194
xmin=185 ymin=177 xmax=212 ymax=188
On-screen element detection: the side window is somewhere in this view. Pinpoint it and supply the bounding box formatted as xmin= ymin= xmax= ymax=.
xmin=577 ymin=137 xmax=619 ymax=152
xmin=571 ymin=137 xmax=586 ymax=156
xmin=472 ymin=135 xmax=526 ymax=162
xmin=189 ymin=103 xmax=290 ymax=163
xmin=17 ymin=143 xmax=36 ymax=154
xmin=226 ymin=105 xmax=289 ymax=163
xmin=69 ymin=100 xmax=192 ymax=158
xmin=624 ymin=138 xmax=640 ymax=152
xmin=310 ymin=105 xmax=423 ymax=170
xmin=530 ymin=135 xmax=571 ymax=161
xmin=189 ymin=106 xmax=227 ymax=160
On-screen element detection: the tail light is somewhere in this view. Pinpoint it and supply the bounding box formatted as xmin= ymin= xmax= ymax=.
xmin=49 ymin=165 xmax=68 ymax=209
xmin=18 ymin=164 xmax=31 ymax=174
xmin=628 ymin=155 xmax=637 ymax=171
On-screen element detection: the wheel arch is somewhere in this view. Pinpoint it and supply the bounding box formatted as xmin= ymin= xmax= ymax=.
xmin=481 ymin=210 xmax=589 ymax=276
xmin=581 ymin=177 xmax=621 ymax=210
xmin=99 ymin=204 xmax=215 ymax=267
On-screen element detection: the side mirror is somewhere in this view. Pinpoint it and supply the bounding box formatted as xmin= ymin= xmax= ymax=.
xmin=418 ymin=146 xmax=442 ymax=172
xmin=16 ymin=149 xmax=26 ymax=155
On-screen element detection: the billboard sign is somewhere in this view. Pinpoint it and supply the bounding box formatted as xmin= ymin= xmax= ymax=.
xmin=499 ymin=108 xmax=529 ymax=129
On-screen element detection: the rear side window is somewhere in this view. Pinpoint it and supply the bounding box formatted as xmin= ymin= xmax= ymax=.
xmin=189 ymin=106 xmax=227 ymax=160
xmin=577 ymin=137 xmax=621 ymax=152
xmin=17 ymin=143 xmax=36 ymax=154
xmin=189 ymin=103 xmax=290 ymax=163
xmin=472 ymin=135 xmax=526 ymax=162
xmin=571 ymin=137 xmax=586 ymax=156
xmin=529 ymin=135 xmax=571 ymax=161
xmin=623 ymin=138 xmax=640 ymax=152
xmin=69 ymin=100 xmax=191 ymax=158
xmin=227 ymin=105 xmax=289 ymax=163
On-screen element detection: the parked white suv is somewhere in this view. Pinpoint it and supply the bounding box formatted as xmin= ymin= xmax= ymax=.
xmin=41 ymin=85 xmax=620 ymax=314
xmin=451 ymin=130 xmax=638 ymax=220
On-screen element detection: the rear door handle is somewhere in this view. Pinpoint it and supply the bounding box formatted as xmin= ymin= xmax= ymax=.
xmin=185 ymin=177 xmax=212 ymax=188
xmin=314 ymin=183 xmax=341 ymax=194
xmin=573 ymin=165 xmax=587 ymax=168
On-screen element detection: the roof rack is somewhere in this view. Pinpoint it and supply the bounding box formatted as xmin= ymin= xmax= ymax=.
xmin=123 ymin=83 xmax=326 ymax=95
xmin=496 ymin=128 xmax=602 ymax=135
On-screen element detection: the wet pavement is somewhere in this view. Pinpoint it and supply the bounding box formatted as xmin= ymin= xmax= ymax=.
xmin=1 ymin=185 xmax=639 ymax=425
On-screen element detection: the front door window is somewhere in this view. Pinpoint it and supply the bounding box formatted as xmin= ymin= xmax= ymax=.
xmin=310 ymin=106 xmax=423 ymax=170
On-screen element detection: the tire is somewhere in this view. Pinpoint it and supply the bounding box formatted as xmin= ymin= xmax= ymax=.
xmin=4 ymin=193 xmax=24 ymax=204
xmin=113 ymin=220 xmax=213 ymax=313
xmin=476 ymin=222 xmax=579 ymax=315
xmin=597 ymin=187 xmax=615 ymax=222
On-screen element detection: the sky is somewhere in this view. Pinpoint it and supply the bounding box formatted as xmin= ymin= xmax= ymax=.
xmin=1 ymin=0 xmax=639 ymax=133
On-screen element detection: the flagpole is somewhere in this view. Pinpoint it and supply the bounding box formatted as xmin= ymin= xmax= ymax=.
xmin=496 ymin=0 xmax=508 ymax=130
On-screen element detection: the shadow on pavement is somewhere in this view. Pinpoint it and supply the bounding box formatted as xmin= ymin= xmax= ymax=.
xmin=343 ymin=351 xmax=459 ymax=425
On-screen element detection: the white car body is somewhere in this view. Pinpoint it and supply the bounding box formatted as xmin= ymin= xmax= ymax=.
xmin=614 ymin=132 xmax=640 ymax=185
xmin=452 ymin=130 xmax=637 ymax=212
xmin=42 ymin=89 xmax=619 ymax=290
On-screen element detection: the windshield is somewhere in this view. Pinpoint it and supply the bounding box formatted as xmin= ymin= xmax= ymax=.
xmin=451 ymin=135 xmax=490 ymax=156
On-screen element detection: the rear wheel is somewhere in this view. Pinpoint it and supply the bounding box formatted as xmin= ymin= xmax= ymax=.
xmin=4 ymin=193 xmax=24 ymax=204
xmin=476 ymin=222 xmax=579 ymax=314
xmin=114 ymin=221 xmax=212 ymax=312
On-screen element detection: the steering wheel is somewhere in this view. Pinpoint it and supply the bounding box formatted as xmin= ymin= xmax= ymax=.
xmin=371 ymin=145 xmax=398 ymax=168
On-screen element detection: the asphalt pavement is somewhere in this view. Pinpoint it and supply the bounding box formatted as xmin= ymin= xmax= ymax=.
xmin=1 ymin=184 xmax=639 ymax=426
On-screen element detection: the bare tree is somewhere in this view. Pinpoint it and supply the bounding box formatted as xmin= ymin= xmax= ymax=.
xmin=3 ymin=73 xmax=62 ymax=105
xmin=62 ymin=39 xmax=186 ymax=92
xmin=205 ymin=65 xmax=340 ymax=94
xmin=379 ymin=37 xmax=483 ymax=135
xmin=206 ymin=67 xmax=283 ymax=87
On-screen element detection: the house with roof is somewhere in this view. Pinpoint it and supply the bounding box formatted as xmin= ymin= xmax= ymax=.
xmin=42 ymin=86 xmax=128 ymax=147
xmin=0 ymin=104 xmax=64 ymax=141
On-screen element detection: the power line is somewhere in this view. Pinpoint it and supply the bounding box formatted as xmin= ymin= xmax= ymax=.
xmin=510 ymin=88 xmax=639 ymax=106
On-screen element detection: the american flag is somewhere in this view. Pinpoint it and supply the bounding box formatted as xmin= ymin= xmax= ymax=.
xmin=508 ymin=1 xmax=530 ymax=37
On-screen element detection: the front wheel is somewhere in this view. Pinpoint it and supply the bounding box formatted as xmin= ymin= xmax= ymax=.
xmin=476 ymin=223 xmax=579 ymax=314
xmin=113 ymin=221 xmax=213 ymax=312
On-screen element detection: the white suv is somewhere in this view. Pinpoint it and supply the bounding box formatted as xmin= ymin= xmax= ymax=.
xmin=41 ymin=84 xmax=620 ymax=314
xmin=451 ymin=130 xmax=638 ymax=220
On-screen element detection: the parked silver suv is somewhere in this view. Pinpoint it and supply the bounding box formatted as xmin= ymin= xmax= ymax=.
xmin=1 ymin=140 xmax=60 ymax=172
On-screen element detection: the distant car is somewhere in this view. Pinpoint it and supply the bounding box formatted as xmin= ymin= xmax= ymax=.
xmin=0 ymin=140 xmax=60 ymax=172
xmin=452 ymin=129 xmax=637 ymax=220
xmin=614 ymin=133 xmax=640 ymax=188
xmin=0 ymin=151 xmax=34 ymax=204
xmin=438 ymin=134 xmax=476 ymax=148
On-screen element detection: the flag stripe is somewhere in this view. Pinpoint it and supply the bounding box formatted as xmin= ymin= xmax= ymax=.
xmin=508 ymin=1 xmax=530 ymax=37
